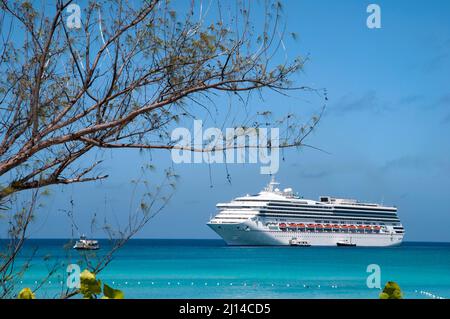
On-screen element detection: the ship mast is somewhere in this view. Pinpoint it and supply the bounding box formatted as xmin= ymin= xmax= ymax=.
xmin=265 ymin=176 xmax=280 ymax=192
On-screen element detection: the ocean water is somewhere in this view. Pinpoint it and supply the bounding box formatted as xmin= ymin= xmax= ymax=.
xmin=7 ymin=239 xmax=450 ymax=299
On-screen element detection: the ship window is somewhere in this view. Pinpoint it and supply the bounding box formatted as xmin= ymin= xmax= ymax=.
xmin=320 ymin=197 xmax=330 ymax=203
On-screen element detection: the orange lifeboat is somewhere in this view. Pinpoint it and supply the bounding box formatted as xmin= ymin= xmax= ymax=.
xmin=279 ymin=223 xmax=287 ymax=228
xmin=296 ymin=223 xmax=305 ymax=228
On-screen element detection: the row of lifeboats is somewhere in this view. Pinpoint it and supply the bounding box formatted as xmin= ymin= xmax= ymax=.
xmin=278 ymin=223 xmax=382 ymax=232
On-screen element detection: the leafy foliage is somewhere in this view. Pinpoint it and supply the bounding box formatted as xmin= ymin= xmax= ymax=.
xmin=80 ymin=269 xmax=102 ymax=298
xmin=103 ymin=283 xmax=125 ymax=299
xmin=379 ymin=281 xmax=403 ymax=299
xmin=17 ymin=287 xmax=35 ymax=299
xmin=80 ymin=269 xmax=123 ymax=299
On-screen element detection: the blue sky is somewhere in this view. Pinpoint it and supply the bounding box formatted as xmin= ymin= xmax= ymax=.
xmin=17 ymin=0 xmax=450 ymax=241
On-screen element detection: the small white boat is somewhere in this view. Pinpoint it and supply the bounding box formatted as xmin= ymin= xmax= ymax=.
xmin=289 ymin=238 xmax=311 ymax=247
xmin=336 ymin=240 xmax=356 ymax=247
xmin=73 ymin=235 xmax=100 ymax=250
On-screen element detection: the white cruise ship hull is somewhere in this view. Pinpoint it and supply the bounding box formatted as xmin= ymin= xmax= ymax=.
xmin=208 ymin=221 xmax=404 ymax=247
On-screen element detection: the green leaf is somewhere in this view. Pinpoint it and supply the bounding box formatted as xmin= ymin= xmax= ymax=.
xmin=379 ymin=292 xmax=389 ymax=299
xmin=380 ymin=281 xmax=403 ymax=299
xmin=18 ymin=287 xmax=35 ymax=299
xmin=103 ymin=283 xmax=124 ymax=299
xmin=80 ymin=269 xmax=102 ymax=298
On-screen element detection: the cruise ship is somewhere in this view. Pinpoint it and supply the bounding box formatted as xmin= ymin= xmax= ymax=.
xmin=207 ymin=178 xmax=404 ymax=246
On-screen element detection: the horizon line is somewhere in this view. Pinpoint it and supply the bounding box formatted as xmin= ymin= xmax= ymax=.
xmin=4 ymin=238 xmax=450 ymax=244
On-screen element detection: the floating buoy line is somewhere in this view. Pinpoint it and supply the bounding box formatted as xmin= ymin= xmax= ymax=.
xmin=16 ymin=280 xmax=446 ymax=299
xmin=21 ymin=279 xmax=342 ymax=290
xmin=415 ymin=290 xmax=445 ymax=299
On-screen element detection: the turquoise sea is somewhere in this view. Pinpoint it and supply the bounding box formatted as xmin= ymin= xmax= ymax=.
xmin=8 ymin=240 xmax=450 ymax=299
